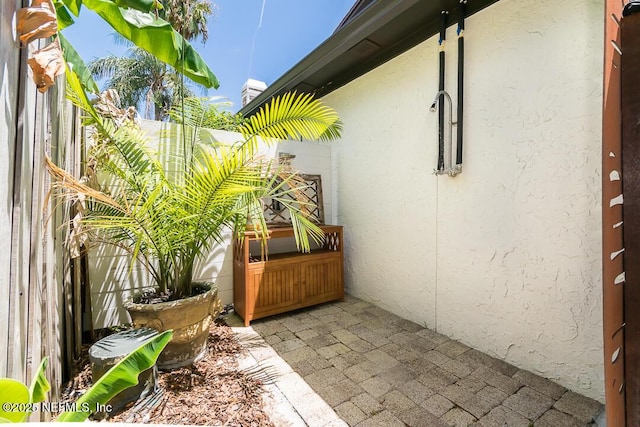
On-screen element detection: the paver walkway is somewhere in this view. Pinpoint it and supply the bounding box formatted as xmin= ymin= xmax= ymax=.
xmin=241 ymin=295 xmax=604 ymax=427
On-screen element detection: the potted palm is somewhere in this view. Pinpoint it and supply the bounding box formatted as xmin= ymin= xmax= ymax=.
xmin=48 ymin=73 xmax=342 ymax=369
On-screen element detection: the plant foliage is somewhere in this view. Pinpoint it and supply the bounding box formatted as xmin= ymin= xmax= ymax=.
xmin=89 ymin=46 xmax=197 ymax=120
xmin=57 ymin=330 xmax=172 ymax=422
xmin=157 ymin=0 xmax=214 ymax=43
xmin=169 ymin=97 xmax=246 ymax=132
xmin=0 ymin=331 xmax=171 ymax=423
xmin=53 ymin=0 xmax=218 ymax=93
xmin=0 ymin=360 xmax=49 ymax=423
xmin=48 ymin=74 xmax=342 ymax=298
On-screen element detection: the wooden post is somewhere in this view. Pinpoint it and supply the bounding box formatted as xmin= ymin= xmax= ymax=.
xmin=621 ymin=11 xmax=640 ymax=427
xmin=602 ymin=1 xmax=625 ymax=426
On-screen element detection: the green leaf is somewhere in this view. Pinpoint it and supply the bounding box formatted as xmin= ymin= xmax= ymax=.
xmin=54 ymin=1 xmax=75 ymax=30
xmin=113 ymin=0 xmax=159 ymax=12
xmin=240 ymin=92 xmax=343 ymax=154
xmin=61 ymin=0 xmax=82 ymax=16
xmin=81 ymin=0 xmax=218 ymax=88
xmin=0 ymin=379 xmax=30 ymax=423
xmin=56 ymin=330 xmax=173 ymax=422
xmin=64 ymin=61 xmax=102 ymax=124
xmin=47 ymin=88 xmax=341 ymax=298
xmin=59 ymin=32 xmax=100 ymax=95
xmin=29 ymin=358 xmax=51 ymax=404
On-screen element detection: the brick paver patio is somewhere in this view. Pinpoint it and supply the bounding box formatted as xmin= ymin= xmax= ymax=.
xmin=244 ymin=294 xmax=604 ymax=427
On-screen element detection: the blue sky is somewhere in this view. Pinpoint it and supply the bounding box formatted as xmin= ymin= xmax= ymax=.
xmin=62 ymin=0 xmax=355 ymax=112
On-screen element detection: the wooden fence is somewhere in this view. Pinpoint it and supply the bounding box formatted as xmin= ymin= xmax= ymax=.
xmin=1 ymin=0 xmax=82 ymax=415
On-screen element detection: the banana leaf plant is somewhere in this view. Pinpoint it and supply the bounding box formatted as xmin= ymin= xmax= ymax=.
xmin=17 ymin=0 xmax=218 ymax=94
xmin=47 ymin=70 xmax=342 ymax=300
xmin=0 ymin=359 xmax=50 ymax=423
xmin=0 ymin=330 xmax=172 ymax=423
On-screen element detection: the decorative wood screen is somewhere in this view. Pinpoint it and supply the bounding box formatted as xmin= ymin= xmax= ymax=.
xmin=262 ymin=174 xmax=325 ymax=226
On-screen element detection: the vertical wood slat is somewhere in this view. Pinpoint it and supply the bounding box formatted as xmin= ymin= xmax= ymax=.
xmin=26 ymin=74 xmax=67 ymax=418
xmin=8 ymin=6 xmax=38 ymax=381
xmin=300 ymin=260 xmax=341 ymax=304
xmin=58 ymin=96 xmax=80 ymax=382
xmin=254 ymin=267 xmax=298 ymax=309
xmin=0 ymin=0 xmax=75 ymax=403
xmin=42 ymin=82 xmax=79 ymax=402
xmin=22 ymin=57 xmax=73 ymax=415
xmin=0 ymin=0 xmax=22 ymax=379
xmin=603 ymin=1 xmax=625 ymax=426
xmin=72 ymin=248 xmax=83 ymax=358
xmin=25 ymin=79 xmax=47 ymax=389
xmin=621 ymin=11 xmax=640 ymax=427
xmin=42 ymin=85 xmax=67 ymax=403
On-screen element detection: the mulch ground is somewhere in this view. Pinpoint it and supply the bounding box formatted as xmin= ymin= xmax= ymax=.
xmin=60 ymin=321 xmax=275 ymax=426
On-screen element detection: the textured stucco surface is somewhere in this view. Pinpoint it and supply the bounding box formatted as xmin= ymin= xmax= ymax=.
xmin=323 ymin=0 xmax=604 ymax=401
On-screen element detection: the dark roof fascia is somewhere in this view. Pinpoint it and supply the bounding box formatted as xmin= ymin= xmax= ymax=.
xmin=333 ymin=0 xmax=377 ymax=33
xmin=240 ymin=0 xmax=500 ymax=117
xmin=240 ymin=0 xmax=421 ymax=116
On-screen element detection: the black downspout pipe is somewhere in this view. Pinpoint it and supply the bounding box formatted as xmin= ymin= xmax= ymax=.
xmin=438 ymin=10 xmax=448 ymax=172
xmin=456 ymin=1 xmax=466 ymax=167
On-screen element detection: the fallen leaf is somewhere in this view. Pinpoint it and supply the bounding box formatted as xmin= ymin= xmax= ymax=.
xmin=93 ymin=89 xmax=141 ymax=127
xmin=16 ymin=0 xmax=57 ymax=46
xmin=27 ymin=40 xmax=65 ymax=93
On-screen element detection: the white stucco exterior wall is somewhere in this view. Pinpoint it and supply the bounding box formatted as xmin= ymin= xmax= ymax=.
xmin=323 ymin=0 xmax=604 ymax=401
xmin=89 ymin=121 xmax=333 ymax=329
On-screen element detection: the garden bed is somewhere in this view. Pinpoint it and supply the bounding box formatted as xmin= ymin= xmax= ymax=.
xmin=60 ymin=321 xmax=274 ymax=426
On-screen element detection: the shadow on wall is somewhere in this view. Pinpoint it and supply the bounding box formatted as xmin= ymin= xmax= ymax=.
xmin=87 ymin=239 xmax=235 ymax=330
xmin=88 ymin=244 xmax=152 ymax=330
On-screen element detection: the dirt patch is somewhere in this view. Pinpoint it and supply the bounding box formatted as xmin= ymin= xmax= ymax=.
xmin=60 ymin=321 xmax=274 ymax=426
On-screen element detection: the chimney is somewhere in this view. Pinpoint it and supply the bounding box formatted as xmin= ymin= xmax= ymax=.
xmin=241 ymin=79 xmax=267 ymax=107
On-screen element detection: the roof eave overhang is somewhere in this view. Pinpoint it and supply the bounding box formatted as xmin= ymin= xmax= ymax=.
xmin=240 ymin=0 xmax=500 ymax=117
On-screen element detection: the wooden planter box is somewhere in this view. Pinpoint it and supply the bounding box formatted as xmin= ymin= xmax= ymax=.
xmin=233 ymin=225 xmax=344 ymax=326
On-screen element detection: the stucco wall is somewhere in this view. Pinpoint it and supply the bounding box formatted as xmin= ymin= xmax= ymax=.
xmin=89 ymin=121 xmax=333 ymax=329
xmin=323 ymin=0 xmax=604 ymax=401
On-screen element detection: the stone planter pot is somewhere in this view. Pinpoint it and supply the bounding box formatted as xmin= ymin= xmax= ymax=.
xmin=124 ymin=282 xmax=222 ymax=370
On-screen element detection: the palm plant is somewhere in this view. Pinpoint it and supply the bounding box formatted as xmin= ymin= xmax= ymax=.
xmin=47 ymin=72 xmax=342 ymax=300
xmin=89 ymin=47 xmax=196 ymax=120
xmin=158 ymin=0 xmax=214 ymax=43
xmin=169 ymin=96 xmax=246 ymax=132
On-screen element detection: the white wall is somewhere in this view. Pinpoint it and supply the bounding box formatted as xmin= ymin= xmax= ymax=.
xmin=323 ymin=0 xmax=604 ymax=401
xmin=88 ymin=121 xmax=333 ymax=328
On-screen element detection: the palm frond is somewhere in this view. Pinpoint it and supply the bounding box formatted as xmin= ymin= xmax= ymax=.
xmin=169 ymin=97 xmax=244 ymax=132
xmin=88 ymin=55 xmax=128 ymax=81
xmin=239 ymin=92 xmax=343 ymax=155
xmin=52 ymin=74 xmax=342 ymax=298
xmin=160 ymin=0 xmax=213 ymax=43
